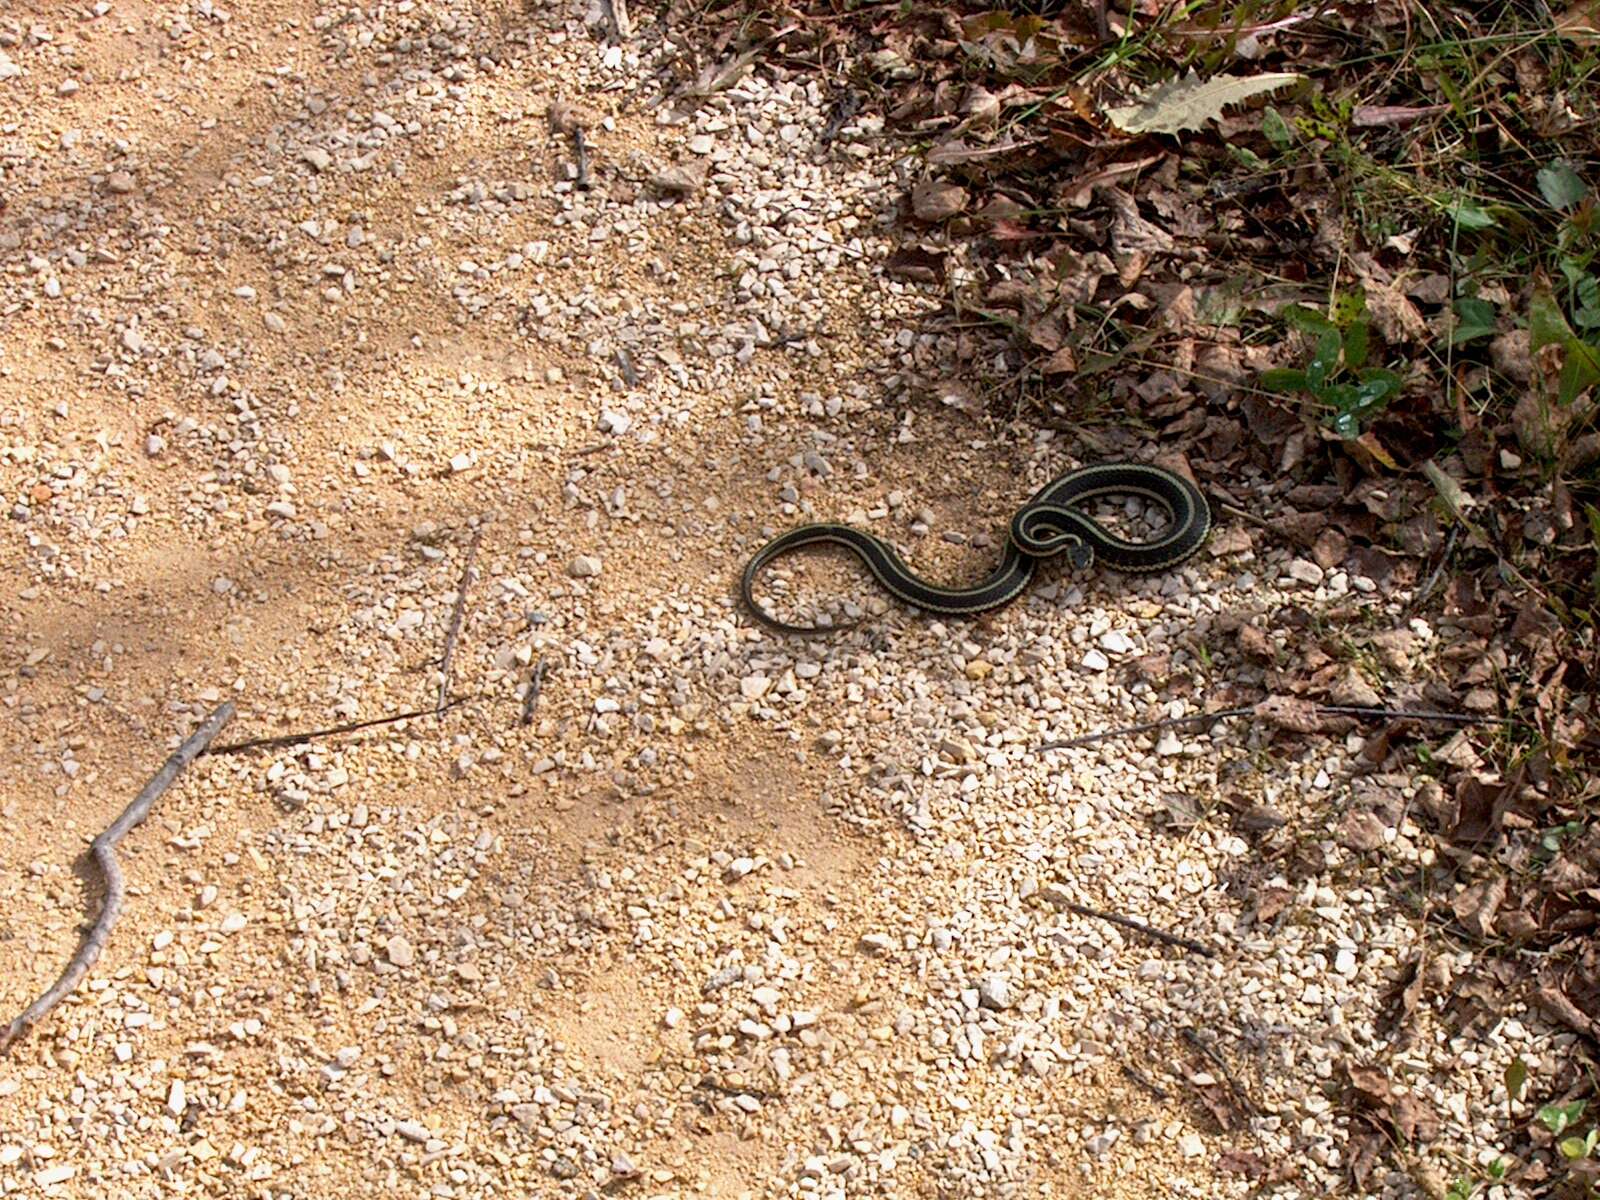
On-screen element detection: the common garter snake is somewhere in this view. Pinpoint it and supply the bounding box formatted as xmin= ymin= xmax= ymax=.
xmin=741 ymin=461 xmax=1211 ymax=635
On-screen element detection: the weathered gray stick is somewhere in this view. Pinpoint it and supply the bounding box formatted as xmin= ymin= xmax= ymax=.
xmin=437 ymin=526 xmax=483 ymax=714
xmin=519 ymin=657 xmax=547 ymax=728
xmin=600 ymin=0 xmax=630 ymax=40
xmin=2 ymin=702 xmax=235 ymax=1053
xmin=1053 ymin=898 xmax=1215 ymax=957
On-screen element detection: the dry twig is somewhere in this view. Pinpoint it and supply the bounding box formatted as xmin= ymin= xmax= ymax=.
xmin=438 ymin=526 xmax=483 ymax=713
xmin=1120 ymin=1063 xmax=1172 ymax=1101
xmin=1181 ymin=1026 xmax=1262 ymax=1116
xmin=1407 ymin=520 xmax=1460 ymax=615
xmin=2 ymin=703 xmax=235 ymax=1053
xmin=1052 ymin=897 xmax=1216 ymax=957
xmin=1036 ymin=703 xmax=1507 ymax=753
xmin=1036 ymin=708 xmax=1252 ymax=752
xmin=616 ymin=347 xmax=639 ymax=387
xmin=207 ymin=698 xmax=471 ymax=756
xmin=600 ymin=0 xmax=631 ymax=41
xmin=573 ymin=127 xmax=592 ymax=191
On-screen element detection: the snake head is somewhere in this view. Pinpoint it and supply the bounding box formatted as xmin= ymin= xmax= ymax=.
xmin=1066 ymin=538 xmax=1094 ymax=572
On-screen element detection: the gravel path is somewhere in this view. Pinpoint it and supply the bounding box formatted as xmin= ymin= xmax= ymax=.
xmin=0 ymin=3 xmax=1571 ymax=1198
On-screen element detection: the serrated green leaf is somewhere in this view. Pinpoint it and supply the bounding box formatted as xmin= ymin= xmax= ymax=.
xmin=1106 ymin=70 xmax=1303 ymax=136
xmin=1538 ymin=161 xmax=1588 ymax=211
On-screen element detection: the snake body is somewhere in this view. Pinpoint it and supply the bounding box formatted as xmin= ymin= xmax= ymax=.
xmin=741 ymin=462 xmax=1210 ymax=635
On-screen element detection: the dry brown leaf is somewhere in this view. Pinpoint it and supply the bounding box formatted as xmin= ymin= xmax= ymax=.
xmin=884 ymin=246 xmax=947 ymax=284
xmin=1024 ymin=314 xmax=1063 ymax=351
xmin=911 ymin=177 xmax=968 ymax=222
xmin=1532 ymin=981 xmax=1599 ymax=1038
xmin=1391 ymin=1092 xmax=1441 ymax=1144
xmin=1380 ymin=951 xmax=1429 ymax=1031
xmin=1217 ymin=1149 xmax=1267 ymax=1178
xmin=1208 ymin=526 xmax=1254 ymax=558
xmin=1352 ymin=103 xmax=1450 ymax=127
xmin=1345 ymin=1063 xmax=1393 ymax=1107
xmin=1555 ymin=0 xmax=1600 ymax=42
xmin=1491 ymin=329 xmax=1533 ymax=383
xmin=687 ymin=49 xmax=758 ymax=97
xmin=1056 ymin=154 xmax=1163 ymax=207
xmin=1364 ymin=278 xmax=1429 ymax=342
xmin=958 ymin=85 xmax=1000 ymax=129
xmin=1040 ymin=346 xmax=1077 ymax=374
xmin=1543 ymin=827 xmax=1600 ymax=893
xmin=1254 ymin=885 xmax=1294 ymax=923
xmin=926 ymin=137 xmax=1029 ymax=166
xmin=1449 ymin=772 xmax=1518 ymax=845
xmin=1451 ymin=875 xmax=1507 ymax=938
xmin=1347 ymin=1127 xmax=1382 ymax=1191
xmin=1339 ymin=810 xmax=1388 ymax=853
xmin=1254 ymin=694 xmax=1322 ymax=732
xmin=1105 ymin=187 xmax=1176 ymax=255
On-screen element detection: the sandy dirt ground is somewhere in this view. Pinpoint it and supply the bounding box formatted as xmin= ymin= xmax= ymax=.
xmin=0 ymin=3 xmax=1572 ymax=1199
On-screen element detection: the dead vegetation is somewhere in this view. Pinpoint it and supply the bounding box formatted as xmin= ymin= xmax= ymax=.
xmin=667 ymin=0 xmax=1600 ymax=1193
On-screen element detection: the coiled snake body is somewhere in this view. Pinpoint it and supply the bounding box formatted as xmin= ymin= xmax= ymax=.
xmin=741 ymin=461 xmax=1211 ymax=636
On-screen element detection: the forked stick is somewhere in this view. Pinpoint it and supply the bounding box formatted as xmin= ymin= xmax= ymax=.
xmin=1 ymin=703 xmax=235 ymax=1053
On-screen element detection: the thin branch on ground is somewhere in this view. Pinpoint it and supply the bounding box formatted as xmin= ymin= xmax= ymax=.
xmin=1052 ymin=898 xmax=1216 ymax=957
xmin=1316 ymin=704 xmax=1509 ymax=724
xmin=1036 ymin=703 xmax=1508 ymax=753
xmin=206 ymin=697 xmax=472 ymax=756
xmin=573 ymin=127 xmax=592 ymax=190
xmin=520 ymin=657 xmax=547 ymax=727
xmin=2 ymin=703 xmax=235 ymax=1054
xmin=616 ymin=347 xmax=639 ymax=387
xmin=1407 ymin=521 xmax=1461 ymax=615
xmin=1036 ymin=708 xmax=1253 ymax=752
xmin=600 ymin=0 xmax=630 ymax=41
xmin=1120 ymin=1063 xmax=1172 ymax=1101
xmin=438 ymin=526 xmax=483 ymax=714
xmin=1180 ymin=1027 xmax=1262 ymax=1117
xmin=1216 ymin=500 xmax=1278 ymax=532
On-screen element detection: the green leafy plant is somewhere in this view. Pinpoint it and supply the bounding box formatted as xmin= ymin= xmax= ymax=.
xmin=1526 ymin=159 xmax=1600 ymax=405
xmin=1530 ymin=290 xmax=1600 ymax=408
xmin=1445 ymin=1157 xmax=1507 ymax=1200
xmin=1539 ymin=820 xmax=1585 ymax=857
xmin=1540 ymin=1099 xmax=1599 ymax=1162
xmin=1261 ymin=291 xmax=1405 ymax=437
